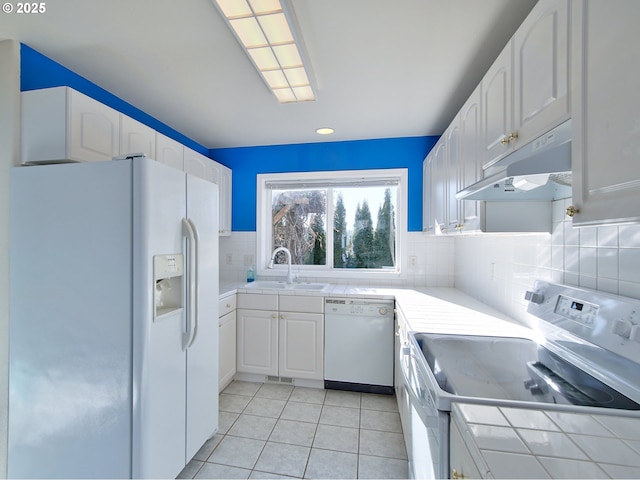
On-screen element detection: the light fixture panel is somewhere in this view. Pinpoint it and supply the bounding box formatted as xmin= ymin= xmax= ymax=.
xmin=273 ymin=88 xmax=297 ymax=103
xmin=257 ymin=13 xmax=294 ymax=44
xmin=248 ymin=0 xmax=282 ymax=15
xmin=216 ymin=0 xmax=252 ymax=18
xmin=272 ymin=44 xmax=302 ymax=68
xmin=229 ymin=17 xmax=267 ymax=48
xmin=248 ymin=47 xmax=280 ymax=70
xmin=213 ymin=0 xmax=316 ymax=103
xmin=262 ymin=70 xmax=289 ymax=89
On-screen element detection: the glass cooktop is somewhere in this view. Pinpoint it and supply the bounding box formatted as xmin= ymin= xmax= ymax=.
xmin=413 ymin=333 xmax=640 ymax=410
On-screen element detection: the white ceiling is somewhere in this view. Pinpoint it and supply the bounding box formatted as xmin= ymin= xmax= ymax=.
xmin=0 ymin=0 xmax=537 ymax=149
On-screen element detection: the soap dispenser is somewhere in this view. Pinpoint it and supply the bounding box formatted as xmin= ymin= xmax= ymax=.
xmin=247 ymin=266 xmax=255 ymax=283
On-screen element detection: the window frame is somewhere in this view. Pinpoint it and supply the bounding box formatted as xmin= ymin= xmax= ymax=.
xmin=256 ymin=168 xmax=408 ymax=280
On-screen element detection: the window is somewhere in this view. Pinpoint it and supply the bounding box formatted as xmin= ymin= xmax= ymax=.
xmin=257 ymin=169 xmax=407 ymax=279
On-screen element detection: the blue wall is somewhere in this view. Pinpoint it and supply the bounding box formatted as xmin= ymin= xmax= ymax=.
xmin=210 ymin=136 xmax=437 ymax=232
xmin=20 ymin=44 xmax=208 ymax=155
xmin=20 ymin=43 xmax=438 ymax=232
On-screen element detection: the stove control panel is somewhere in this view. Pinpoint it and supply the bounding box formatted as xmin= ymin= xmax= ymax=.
xmin=554 ymin=295 xmax=599 ymax=326
xmin=526 ymin=280 xmax=640 ymax=366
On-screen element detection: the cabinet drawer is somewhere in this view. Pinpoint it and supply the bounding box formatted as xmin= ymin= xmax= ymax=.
xmin=237 ymin=292 xmax=278 ymax=311
xmin=279 ymin=295 xmax=324 ymax=314
xmin=218 ymin=295 xmax=237 ymax=317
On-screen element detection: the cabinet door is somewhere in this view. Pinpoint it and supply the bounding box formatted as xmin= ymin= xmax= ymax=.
xmin=482 ymin=42 xmax=513 ymax=168
xmin=450 ymin=419 xmax=483 ymax=479
xmin=459 ymin=85 xmax=483 ymax=230
xmin=219 ymin=311 xmax=236 ymax=392
xmin=394 ymin=311 xmax=411 ymax=447
xmin=120 ymin=114 xmax=156 ymax=158
xmin=432 ymin=140 xmax=447 ymax=232
xmin=218 ymin=165 xmax=233 ymax=236
xmin=513 ymin=0 xmax=569 ymax=143
xmin=236 ymin=308 xmax=278 ymax=375
xmin=69 ymin=89 xmax=120 ymax=162
xmin=422 ymin=153 xmax=434 ymax=233
xmin=447 ymin=121 xmax=461 ymax=231
xmin=156 ymin=133 xmax=184 ymax=170
xmin=279 ymin=312 xmax=323 ymax=380
xmin=571 ymin=0 xmax=640 ymax=226
xmin=184 ymin=147 xmax=213 ymax=181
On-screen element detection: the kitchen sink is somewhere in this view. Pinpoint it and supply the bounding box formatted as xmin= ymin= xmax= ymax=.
xmin=244 ymin=281 xmax=328 ymax=291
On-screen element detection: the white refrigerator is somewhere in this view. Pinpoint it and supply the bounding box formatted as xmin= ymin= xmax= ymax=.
xmin=8 ymin=157 xmax=219 ymax=478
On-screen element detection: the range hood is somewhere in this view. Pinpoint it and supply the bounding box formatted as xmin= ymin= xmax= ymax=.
xmin=457 ymin=119 xmax=572 ymax=201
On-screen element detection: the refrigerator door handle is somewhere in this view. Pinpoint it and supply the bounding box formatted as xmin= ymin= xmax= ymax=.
xmin=187 ymin=218 xmax=200 ymax=348
xmin=182 ymin=218 xmax=197 ymax=350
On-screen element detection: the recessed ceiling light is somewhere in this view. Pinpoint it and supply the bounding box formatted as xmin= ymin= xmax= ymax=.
xmin=316 ymin=128 xmax=334 ymax=135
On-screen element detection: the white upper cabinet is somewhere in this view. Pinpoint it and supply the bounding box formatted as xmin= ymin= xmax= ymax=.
xmin=458 ymin=85 xmax=483 ymax=231
xmin=513 ymin=0 xmax=569 ymax=144
xmin=482 ymin=0 xmax=569 ymax=169
xmin=185 ymin=148 xmax=233 ymax=235
xmin=184 ymin=147 xmax=214 ymax=182
xmin=422 ymin=152 xmax=434 ymax=234
xmin=217 ymin=164 xmax=233 ymax=236
xmin=570 ymin=0 xmax=640 ymax=226
xmin=155 ymin=132 xmax=184 ymax=170
xmin=482 ymin=42 xmax=513 ymax=169
xmin=432 ymin=139 xmax=447 ymax=233
xmin=21 ymin=86 xmax=119 ymax=164
xmin=120 ymin=114 xmax=156 ymax=158
xmin=446 ymin=120 xmax=461 ymax=232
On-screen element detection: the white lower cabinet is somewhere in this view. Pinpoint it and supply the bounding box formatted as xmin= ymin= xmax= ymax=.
xmin=279 ymin=311 xmax=323 ymax=380
xmin=450 ymin=416 xmax=483 ymax=479
xmin=218 ymin=295 xmax=237 ymax=392
xmin=236 ymin=293 xmax=324 ymax=381
xmin=237 ymin=308 xmax=278 ymax=376
xmin=395 ymin=308 xmax=411 ymax=447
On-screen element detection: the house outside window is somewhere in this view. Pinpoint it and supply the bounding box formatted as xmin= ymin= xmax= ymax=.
xmin=257 ymin=169 xmax=408 ymax=280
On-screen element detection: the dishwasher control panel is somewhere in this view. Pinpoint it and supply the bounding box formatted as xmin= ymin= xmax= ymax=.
xmin=325 ymin=298 xmax=395 ymax=318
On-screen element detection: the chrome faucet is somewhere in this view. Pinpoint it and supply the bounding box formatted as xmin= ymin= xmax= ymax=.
xmin=268 ymin=246 xmax=293 ymax=284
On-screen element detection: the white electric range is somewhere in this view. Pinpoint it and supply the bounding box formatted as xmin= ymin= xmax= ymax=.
xmin=401 ymin=280 xmax=640 ymax=479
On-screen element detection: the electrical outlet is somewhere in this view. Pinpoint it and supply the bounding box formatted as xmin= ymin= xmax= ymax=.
xmin=225 ymin=253 xmax=233 ymax=265
xmin=244 ymin=254 xmax=254 ymax=266
xmin=410 ymin=256 xmax=418 ymax=267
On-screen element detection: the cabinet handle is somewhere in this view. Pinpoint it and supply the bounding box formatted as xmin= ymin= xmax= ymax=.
xmin=226 ymin=303 xmax=231 ymax=308
xmin=500 ymin=132 xmax=519 ymax=145
xmin=271 ymin=314 xmax=277 ymax=319
xmin=452 ymin=468 xmax=465 ymax=479
xmin=566 ymin=205 xmax=580 ymax=217
xmin=280 ymin=314 xmax=285 ymax=320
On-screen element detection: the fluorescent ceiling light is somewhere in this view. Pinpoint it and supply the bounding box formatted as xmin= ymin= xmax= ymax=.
xmin=213 ymin=0 xmax=316 ymax=103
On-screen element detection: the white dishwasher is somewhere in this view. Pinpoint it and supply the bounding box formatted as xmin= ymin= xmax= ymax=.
xmin=324 ymin=298 xmax=395 ymax=394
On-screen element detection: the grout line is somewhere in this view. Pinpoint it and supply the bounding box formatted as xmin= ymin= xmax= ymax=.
xmin=207 ymin=382 xmax=405 ymax=479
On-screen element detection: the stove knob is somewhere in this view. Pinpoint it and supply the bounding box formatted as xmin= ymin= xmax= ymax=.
xmin=612 ymin=319 xmax=632 ymax=338
xmin=525 ymin=291 xmax=544 ymax=304
xmin=630 ymin=325 xmax=640 ymax=342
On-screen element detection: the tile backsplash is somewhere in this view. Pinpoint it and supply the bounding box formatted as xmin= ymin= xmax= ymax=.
xmin=455 ymin=198 xmax=640 ymax=327
xmin=219 ymin=232 xmax=455 ymax=288
xmin=219 ymin=198 xmax=640 ymax=328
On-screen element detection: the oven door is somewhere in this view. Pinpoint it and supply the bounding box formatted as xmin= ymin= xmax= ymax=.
xmin=401 ymin=336 xmax=449 ymax=479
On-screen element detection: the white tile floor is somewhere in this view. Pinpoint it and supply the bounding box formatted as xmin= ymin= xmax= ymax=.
xmin=178 ymin=381 xmax=409 ymax=479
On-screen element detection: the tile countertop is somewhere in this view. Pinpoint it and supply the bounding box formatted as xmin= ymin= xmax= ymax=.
xmin=452 ymin=402 xmax=640 ymax=479
xmin=220 ymin=281 xmax=531 ymax=338
xmin=222 ymin=281 xmax=640 ymax=477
